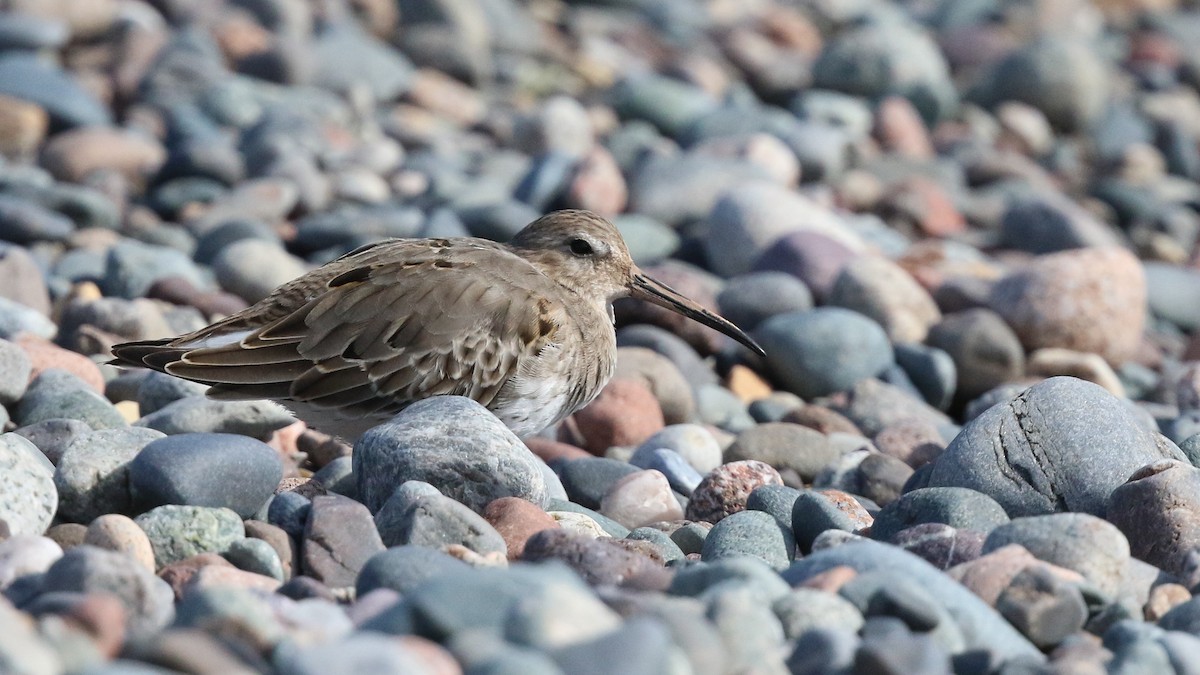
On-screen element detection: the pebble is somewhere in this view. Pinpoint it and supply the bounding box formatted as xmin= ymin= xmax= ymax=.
xmin=17 ymin=369 xmax=124 ymax=430
xmin=570 ymin=379 xmax=665 ymax=455
xmin=1107 ymin=460 xmax=1200 ymax=580
xmin=701 ymin=509 xmax=795 ymax=570
xmin=686 ymin=460 xmax=783 ymax=524
xmin=996 ymin=566 xmax=1088 ymax=649
xmin=925 ymin=377 xmax=1184 ymax=517
xmin=135 ymin=397 xmax=296 ymax=438
xmin=627 ymin=447 xmax=703 ymax=496
xmin=893 ymin=342 xmax=957 ymax=411
xmin=40 ymin=545 xmax=174 ymax=639
xmin=302 ymin=494 xmax=384 ymax=588
xmin=523 ymin=529 xmax=660 ymax=587
xmin=827 ymin=255 xmax=942 ymax=343
xmin=484 ymin=497 xmax=559 ymax=560
xmin=871 ymin=487 xmax=1011 ymax=542
xmin=0 ymin=338 xmax=31 ymax=405
xmin=632 ymin=425 xmax=724 ymax=475
xmin=84 ymin=514 xmax=156 ymax=572
xmin=211 ymin=238 xmax=309 ymax=304
xmin=924 ymin=308 xmax=1026 ymax=405
xmin=610 ymin=347 xmax=696 ymax=425
xmin=893 ymin=523 xmax=984 ymax=570
xmin=598 ymin=470 xmax=683 ymax=530
xmin=355 ymin=396 xmax=547 ymax=513
xmin=376 ymin=491 xmax=507 ymax=557
xmin=128 ymin=433 xmax=282 ymax=518
xmin=0 ymin=535 xmax=61 ymax=587
xmin=754 ymin=308 xmax=894 ymax=400
xmin=134 ymin=505 xmax=245 ymax=568
xmin=0 ymin=433 xmax=56 ymax=536
xmin=0 ymin=53 xmax=110 ymax=128
xmin=54 ymin=427 xmax=164 ymax=524
xmin=983 ymin=513 xmax=1130 ymax=598
xmin=792 ymin=489 xmax=874 ymax=553
xmin=725 ymin=422 xmax=843 ymax=483
xmin=989 ymin=247 xmax=1147 ymax=365
xmin=220 ymin=538 xmax=285 ymax=582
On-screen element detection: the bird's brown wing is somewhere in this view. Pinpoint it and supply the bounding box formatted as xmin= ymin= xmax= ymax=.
xmin=112 ymin=239 xmax=564 ymax=417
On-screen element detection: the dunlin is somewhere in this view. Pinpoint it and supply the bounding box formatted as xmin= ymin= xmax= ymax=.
xmin=112 ymin=210 xmax=764 ymax=440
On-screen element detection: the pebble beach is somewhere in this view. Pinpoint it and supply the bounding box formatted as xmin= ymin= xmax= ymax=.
xmin=1 ymin=0 xmax=1200 ymax=673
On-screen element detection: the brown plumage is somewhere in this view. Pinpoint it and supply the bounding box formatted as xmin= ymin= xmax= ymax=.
xmin=112 ymin=210 xmax=763 ymax=440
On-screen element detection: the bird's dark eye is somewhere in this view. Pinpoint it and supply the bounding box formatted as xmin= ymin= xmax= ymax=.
xmin=569 ymin=238 xmax=594 ymax=256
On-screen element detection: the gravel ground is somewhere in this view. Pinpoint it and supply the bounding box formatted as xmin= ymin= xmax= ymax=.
xmin=0 ymin=0 xmax=1198 ymax=673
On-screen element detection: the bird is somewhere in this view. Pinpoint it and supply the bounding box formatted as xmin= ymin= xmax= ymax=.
xmin=111 ymin=209 xmax=764 ymax=441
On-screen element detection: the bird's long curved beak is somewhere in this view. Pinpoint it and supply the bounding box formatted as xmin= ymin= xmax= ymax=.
xmin=629 ymin=271 xmax=766 ymax=357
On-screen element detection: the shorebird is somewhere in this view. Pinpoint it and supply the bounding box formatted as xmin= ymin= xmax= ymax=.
xmin=112 ymin=210 xmax=764 ymax=440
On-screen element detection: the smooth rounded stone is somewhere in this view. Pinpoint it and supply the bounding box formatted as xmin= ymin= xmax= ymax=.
xmin=612 ymin=347 xmax=695 ymax=425
xmin=356 ymin=545 xmax=470 ymax=598
xmin=996 ymin=566 xmax=1088 ymax=649
xmin=926 ymin=377 xmax=1184 ymax=517
xmin=1104 ymin=620 xmax=1200 ymax=674
xmin=832 ymin=452 xmax=912 ymax=507
xmin=375 ymin=491 xmax=507 ymax=557
xmin=612 ymin=72 xmax=716 ymax=140
xmin=1107 ymin=460 xmax=1200 ymax=579
xmin=53 ymin=427 xmax=163 ymax=524
xmin=792 ymin=489 xmax=874 ymax=554
xmin=616 ymin=324 xmax=718 ymax=390
xmin=136 ymin=396 xmax=296 ymax=439
xmin=483 ymin=497 xmax=559 ymax=561
xmin=134 ymin=370 xmax=209 ymax=417
xmin=0 ymin=433 xmax=56 ymax=536
xmin=310 ymin=20 xmax=414 ymax=100
xmin=754 ymin=308 xmax=894 ymax=400
xmin=16 ymin=369 xmax=125 ymax=430
xmin=0 ymin=338 xmax=31 ymax=405
xmin=686 ymin=460 xmax=783 ymax=524
xmin=702 ymin=581 xmax=790 ymax=673
xmin=599 ymin=470 xmax=683 ymax=530
xmin=173 ymin=584 xmax=284 ymax=649
xmin=753 ymin=231 xmax=858 ymax=304
xmin=746 ymin=484 xmax=804 ymax=529
xmin=41 ymin=545 xmax=173 ymax=639
xmin=925 ymin=308 xmax=1026 ymax=404
xmin=1028 ymin=348 xmax=1126 ymax=396
xmin=828 ymin=378 xmax=954 ymax=439
xmin=786 ymin=627 xmax=860 ymax=675
xmin=717 ymin=272 xmax=814 ymax=333
xmin=0 ymin=535 xmax=61 ymax=587
xmin=701 ymin=509 xmax=795 ymax=570
xmin=267 ymin=491 xmax=310 ymax=539
xmin=303 ymin=494 xmax=385 ymax=588
xmin=211 ymin=238 xmax=309 ymax=304
xmin=128 ymin=433 xmax=282 ymax=518
xmin=785 ymin=539 xmax=1040 ymax=659
xmin=102 ymin=239 xmax=207 ymax=300
xmin=827 ymin=256 xmax=941 ymax=344
xmin=274 ymin=632 xmax=432 ymax=675
xmin=613 ymin=214 xmax=680 ymax=266
xmin=626 ymin=527 xmax=685 ymax=564
xmin=749 ymin=392 xmax=805 ymax=424
xmin=970 ymin=38 xmax=1106 ymax=133
xmin=894 ymin=524 xmax=985 ymax=570
xmin=549 ymin=511 xmax=611 ymax=539
xmin=513 ymin=95 xmax=594 ymax=158
xmin=631 ymin=424 xmax=723 ymax=475
xmin=549 ymin=616 xmax=675 ymax=675
xmin=839 ymin=570 xmax=958 ymax=643
xmin=872 ymin=488 xmax=1010 ymax=542
xmin=522 ymin=529 xmax=661 ymax=587
xmin=84 ymin=514 xmax=155 ymax=572
xmin=998 ymin=191 xmax=1121 ymax=255
xmin=355 ymin=396 xmax=547 ymax=514
xmin=725 ymin=422 xmax=845 ymax=483
xmin=0 ymin=296 xmax=55 ymax=341
xmin=310 ymin=455 xmax=354 ymax=498
xmin=626 ymin=447 xmax=703 ymax=496
xmin=666 ymin=522 xmax=710 ymax=556
xmin=513 ymin=152 xmax=574 ymax=211
xmin=671 ymin=556 xmax=791 ymax=604
xmin=694 ymin=384 xmax=756 ymax=433
xmin=221 ymin=537 xmax=285 ymax=582
xmin=134 ymin=505 xmax=245 ymax=568
xmin=558 ymin=457 xmax=640 ymax=511
xmin=571 ymin=379 xmax=665 ymax=454
xmin=983 ymin=513 xmax=1129 ymax=598
xmin=0 ymin=194 xmax=72 ymax=244
xmin=41 ymin=125 xmax=165 ymax=184
xmin=703 ymin=181 xmax=861 ymax=278
xmin=775 ymin=587 xmax=865 ymax=639
xmin=505 ymin=577 xmax=624 ymax=651
xmin=0 ymin=243 xmax=50 ymax=315
xmin=0 ymin=53 xmax=109 ymax=128
xmin=546 ymin=498 xmax=630 ymax=539
xmin=893 ymin=342 xmax=956 ymax=411
xmin=1144 ymin=262 xmax=1200 ymax=331
xmin=989 ymin=247 xmax=1146 ymax=366
xmin=813 ymin=16 xmax=955 ymax=122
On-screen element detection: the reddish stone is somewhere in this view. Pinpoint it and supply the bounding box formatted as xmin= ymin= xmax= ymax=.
xmin=570 ymin=379 xmax=665 ymax=455
xmin=16 ymin=334 xmax=104 ymax=393
xmin=874 ymin=96 xmax=934 ymax=160
xmin=483 ymin=497 xmax=559 ymax=560
xmin=158 ymin=553 xmax=235 ymax=600
xmin=525 ymin=436 xmax=590 ymax=463
xmin=685 ymin=460 xmax=783 ymax=524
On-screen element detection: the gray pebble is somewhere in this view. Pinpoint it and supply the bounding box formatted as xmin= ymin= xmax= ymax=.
xmin=134 ymin=504 xmax=245 ymax=567
xmin=376 ymin=491 xmax=506 ymax=557
xmin=754 ymin=308 xmax=894 ymax=400
xmin=54 ymin=427 xmax=164 ymax=523
xmin=222 ymin=537 xmax=285 ymax=582
xmin=0 ymin=433 xmax=57 ymax=536
xmin=0 ymin=338 xmax=31 ymax=404
xmin=129 ymin=433 xmax=282 ymax=518
xmin=40 ymin=545 xmax=174 ymax=639
xmin=16 ymin=369 xmax=126 ymax=430
xmin=701 ymin=509 xmax=795 ymax=570
xmin=871 ymin=487 xmax=1010 ymax=542
xmin=355 ymin=396 xmax=547 ymax=513
xmin=136 ymin=397 xmax=296 ymax=438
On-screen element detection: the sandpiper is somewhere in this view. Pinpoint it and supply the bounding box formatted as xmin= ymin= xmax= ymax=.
xmin=112 ymin=210 xmax=764 ymax=440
